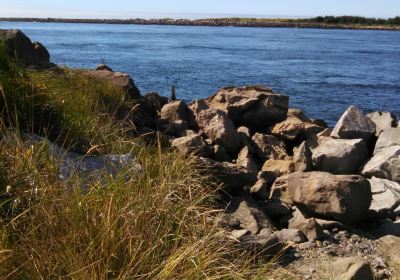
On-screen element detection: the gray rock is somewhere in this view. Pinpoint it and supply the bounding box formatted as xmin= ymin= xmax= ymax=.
xmin=207 ymin=86 xmax=289 ymax=130
xmin=171 ymin=134 xmax=211 ymax=157
xmin=252 ymin=133 xmax=287 ymax=160
xmin=21 ymin=133 xmax=143 ymax=182
xmin=227 ymin=196 xmax=275 ymax=234
xmin=287 ymin=172 xmax=372 ymax=224
xmin=288 ymin=208 xmax=324 ymax=241
xmin=331 ymin=256 xmax=374 ymax=280
xmin=362 ymin=146 xmax=400 ymax=183
xmin=369 ymin=177 xmax=400 ymax=217
xmin=312 ymin=138 xmax=368 ymax=174
xmin=276 ymin=228 xmax=306 ymax=243
xmin=368 ymin=111 xmax=397 ymax=136
xmin=59 ymin=153 xmax=143 ymax=181
xmin=198 ymin=109 xmax=242 ymax=153
xmin=239 ymin=231 xmax=283 ymax=257
xmin=374 ymin=128 xmax=400 ymax=154
xmin=331 ymin=106 xmax=376 ymax=141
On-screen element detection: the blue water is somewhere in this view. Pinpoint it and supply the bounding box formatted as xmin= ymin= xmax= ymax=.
xmin=1 ymin=21 xmax=400 ymax=125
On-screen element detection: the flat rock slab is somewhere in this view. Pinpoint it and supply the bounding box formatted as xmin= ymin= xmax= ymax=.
xmin=312 ymin=138 xmax=368 ymax=174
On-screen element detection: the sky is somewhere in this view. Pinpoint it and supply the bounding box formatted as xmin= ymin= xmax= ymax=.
xmin=0 ymin=0 xmax=399 ymax=19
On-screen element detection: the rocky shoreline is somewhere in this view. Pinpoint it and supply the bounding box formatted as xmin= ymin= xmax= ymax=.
xmin=1 ymin=29 xmax=400 ymax=279
xmin=1 ymin=17 xmax=400 ymax=31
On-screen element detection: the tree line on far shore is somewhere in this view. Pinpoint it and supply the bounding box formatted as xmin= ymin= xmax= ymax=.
xmin=306 ymin=16 xmax=400 ymax=25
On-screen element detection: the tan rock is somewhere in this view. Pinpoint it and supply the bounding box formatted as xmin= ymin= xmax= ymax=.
xmin=198 ymin=109 xmax=242 ymax=153
xmin=331 ymin=256 xmax=373 ymax=280
xmin=271 ymin=116 xmax=305 ymax=141
xmin=207 ymin=86 xmax=288 ymax=130
xmin=287 ymin=172 xmax=372 ymax=224
xmin=252 ymin=133 xmax=287 ymax=160
xmin=378 ymin=235 xmax=400 ymax=279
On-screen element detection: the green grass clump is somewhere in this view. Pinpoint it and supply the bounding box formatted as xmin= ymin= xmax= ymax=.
xmin=0 ymin=45 xmax=287 ymax=279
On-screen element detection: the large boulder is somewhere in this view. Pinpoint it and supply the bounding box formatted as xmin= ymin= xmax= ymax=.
xmin=368 ymin=111 xmax=397 ymax=136
xmin=252 ymin=133 xmax=287 ymax=160
xmin=331 ymin=106 xmax=376 ymax=141
xmin=82 ymin=69 xmax=140 ymax=99
xmin=171 ymin=134 xmax=211 ymax=157
xmin=0 ymin=29 xmax=51 ymax=68
xmin=374 ymin=128 xmax=400 ymax=154
xmin=287 ymin=172 xmax=372 ymax=224
xmin=198 ymin=109 xmax=242 ymax=153
xmin=368 ymin=177 xmax=400 ymax=218
xmin=312 ymin=138 xmax=368 ymax=174
xmin=206 ymin=86 xmax=289 ymax=131
xmin=362 ymin=146 xmax=400 ymax=183
xmin=331 ymin=256 xmax=374 ymax=280
xmin=378 ymin=236 xmax=400 ymax=279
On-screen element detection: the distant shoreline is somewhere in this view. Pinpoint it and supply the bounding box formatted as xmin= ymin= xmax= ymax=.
xmin=1 ymin=17 xmax=400 ymax=31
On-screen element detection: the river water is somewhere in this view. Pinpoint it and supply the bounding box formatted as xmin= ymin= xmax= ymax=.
xmin=1 ymin=21 xmax=400 ymax=125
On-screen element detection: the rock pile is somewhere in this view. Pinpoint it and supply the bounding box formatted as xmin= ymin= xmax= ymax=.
xmin=149 ymin=85 xmax=400 ymax=278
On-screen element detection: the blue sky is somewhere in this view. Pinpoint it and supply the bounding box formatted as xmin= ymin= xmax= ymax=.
xmin=0 ymin=0 xmax=399 ymax=19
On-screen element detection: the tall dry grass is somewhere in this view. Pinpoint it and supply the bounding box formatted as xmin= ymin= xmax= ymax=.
xmin=0 ymin=45 xmax=277 ymax=279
